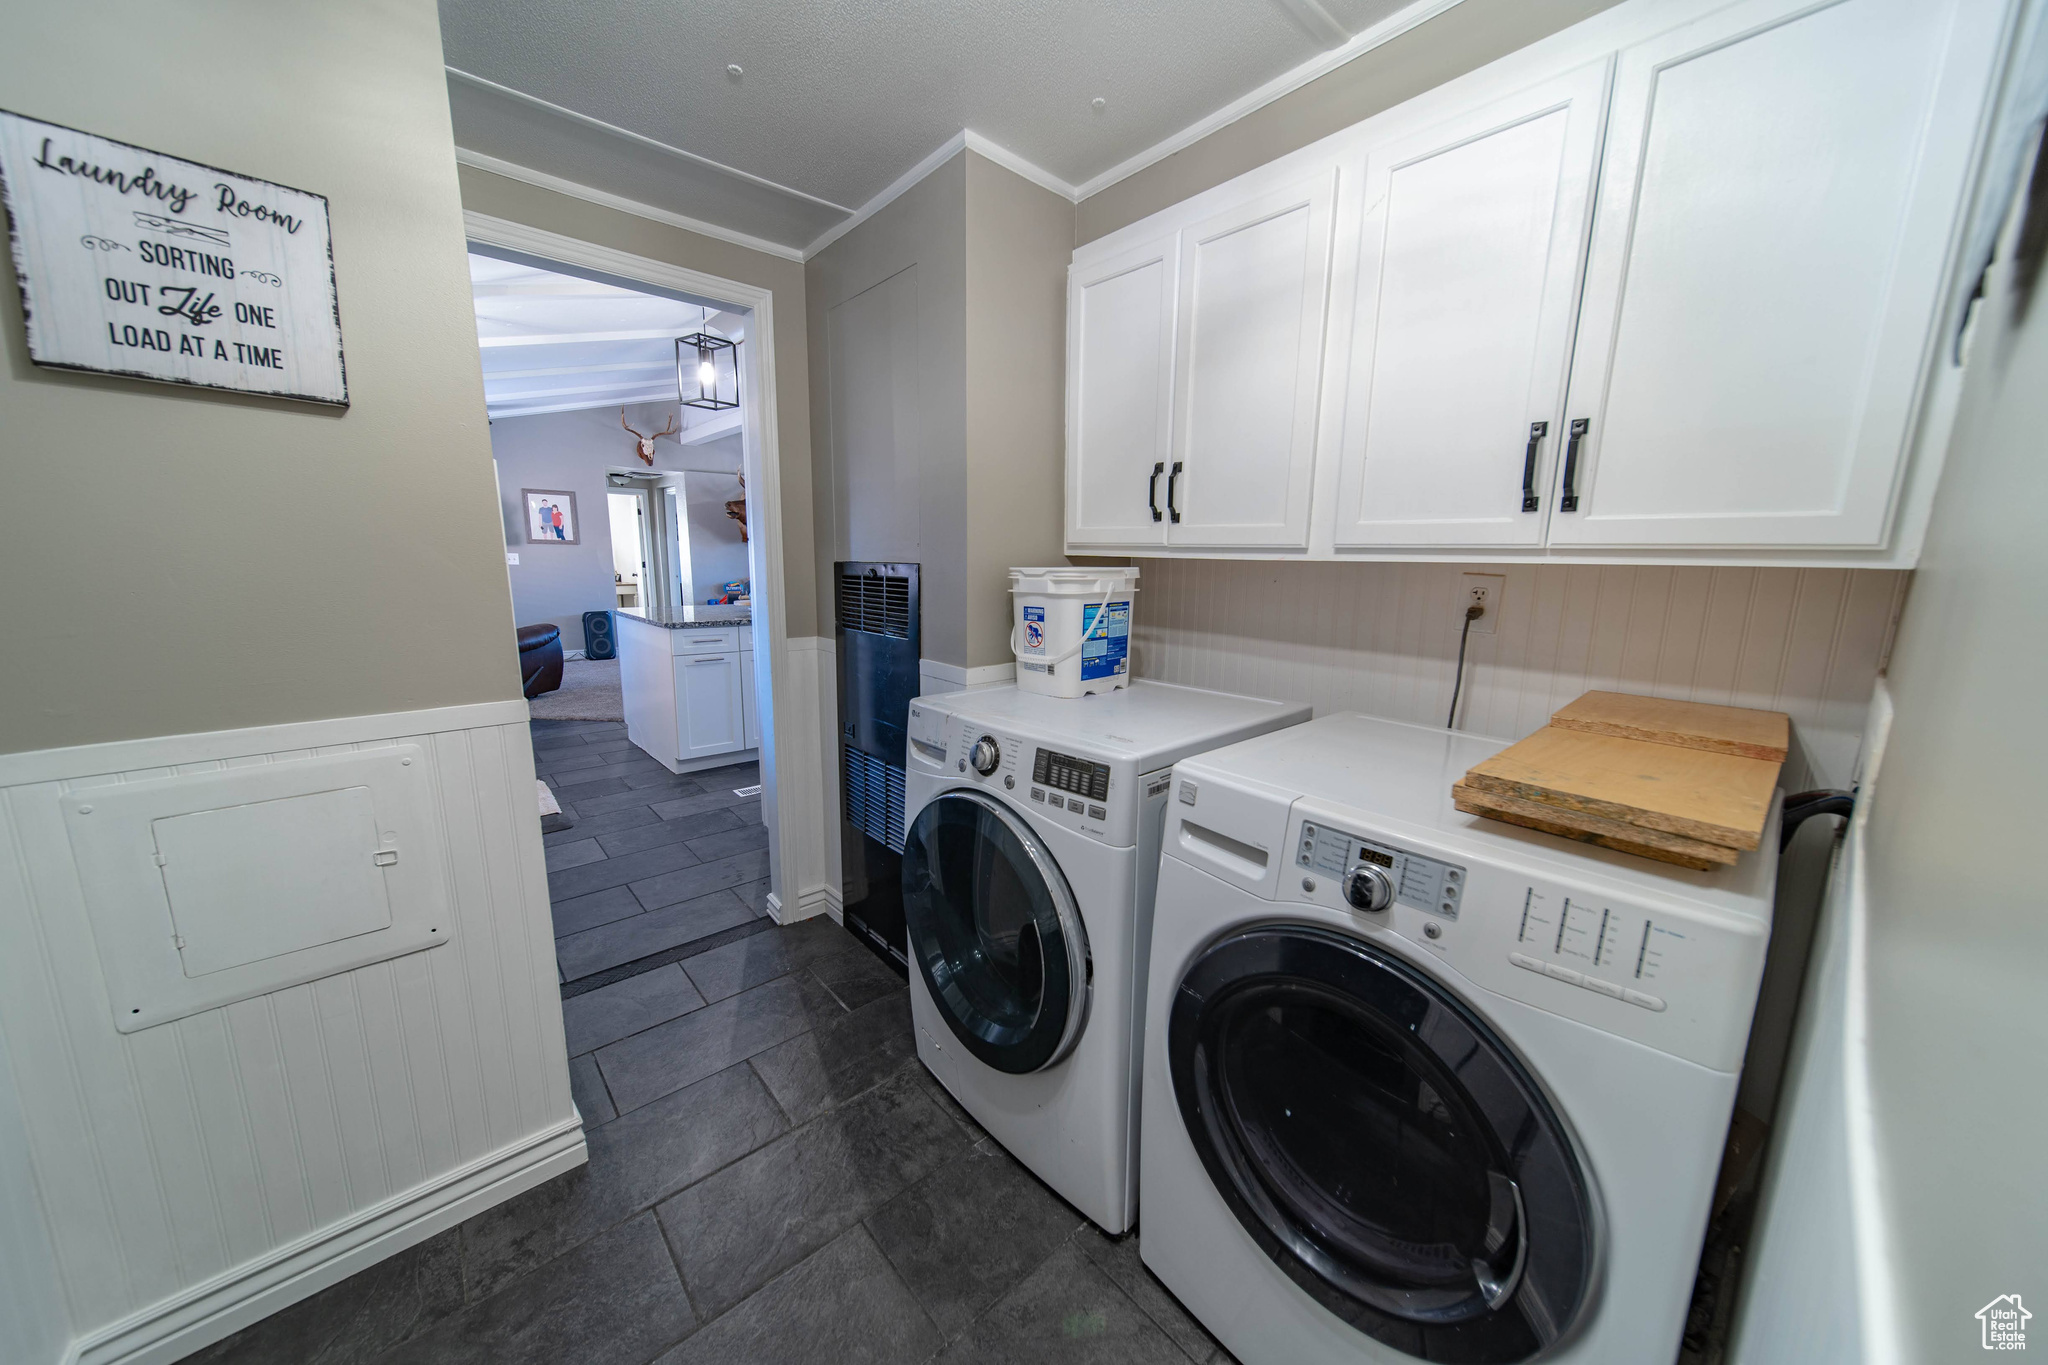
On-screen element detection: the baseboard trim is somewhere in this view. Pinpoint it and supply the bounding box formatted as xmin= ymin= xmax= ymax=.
xmin=71 ymin=1118 xmax=588 ymax=1365
xmin=0 ymin=698 xmax=532 ymax=788
xmin=796 ymin=883 xmax=843 ymax=924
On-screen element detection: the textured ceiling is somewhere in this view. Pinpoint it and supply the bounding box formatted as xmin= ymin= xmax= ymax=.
xmin=441 ymin=0 xmax=1419 ymax=250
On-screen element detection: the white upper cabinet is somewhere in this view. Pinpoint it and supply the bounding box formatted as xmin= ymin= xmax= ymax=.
xmin=1168 ymin=168 xmax=1338 ymax=549
xmin=1550 ymin=0 xmax=2005 ymax=548
xmin=1066 ymin=233 xmax=1178 ymax=547
xmin=1062 ymin=0 xmax=2015 ymax=565
xmin=1329 ymin=63 xmax=1610 ymax=548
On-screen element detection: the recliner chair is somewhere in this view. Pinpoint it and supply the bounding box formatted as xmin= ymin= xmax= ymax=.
xmin=517 ymin=623 xmax=563 ymax=698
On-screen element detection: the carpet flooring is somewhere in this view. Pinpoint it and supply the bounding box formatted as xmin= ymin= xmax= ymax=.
xmin=530 ymin=658 xmax=625 ymax=721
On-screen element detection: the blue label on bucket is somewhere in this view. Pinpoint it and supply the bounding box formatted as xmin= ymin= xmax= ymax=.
xmin=1022 ymin=605 xmax=1045 ymax=651
xmin=1080 ymin=602 xmax=1130 ymax=680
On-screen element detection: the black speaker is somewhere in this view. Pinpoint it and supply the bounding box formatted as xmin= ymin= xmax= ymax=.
xmin=582 ymin=610 xmax=616 ymax=660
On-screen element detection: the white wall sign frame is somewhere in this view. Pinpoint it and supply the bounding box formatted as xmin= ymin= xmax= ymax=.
xmin=0 ymin=108 xmax=348 ymax=405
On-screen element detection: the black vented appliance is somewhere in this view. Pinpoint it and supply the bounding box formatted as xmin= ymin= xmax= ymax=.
xmin=835 ymin=562 xmax=919 ymax=971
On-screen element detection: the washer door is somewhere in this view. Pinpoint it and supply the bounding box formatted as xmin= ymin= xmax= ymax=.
xmin=1170 ymin=925 xmax=1594 ymax=1363
xmin=902 ymin=791 xmax=1091 ymax=1075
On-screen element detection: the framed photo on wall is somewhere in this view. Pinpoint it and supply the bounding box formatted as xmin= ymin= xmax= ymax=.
xmin=522 ymin=489 xmax=579 ymax=545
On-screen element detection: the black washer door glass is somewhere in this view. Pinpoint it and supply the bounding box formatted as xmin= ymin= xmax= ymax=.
xmin=902 ymin=793 xmax=1087 ymax=1074
xmin=1171 ymin=927 xmax=1593 ymax=1364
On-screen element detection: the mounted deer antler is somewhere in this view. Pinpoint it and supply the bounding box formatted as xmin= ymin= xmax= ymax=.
xmin=724 ymin=472 xmax=749 ymax=542
xmin=620 ymin=409 xmax=679 ymax=466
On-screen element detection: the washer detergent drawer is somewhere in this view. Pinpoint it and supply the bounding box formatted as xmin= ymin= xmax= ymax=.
xmin=1164 ymin=770 xmax=1291 ymax=898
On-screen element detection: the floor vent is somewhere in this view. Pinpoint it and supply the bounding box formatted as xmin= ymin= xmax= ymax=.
xmin=842 ymin=747 xmax=906 ymax=853
xmin=837 ymin=570 xmax=913 ymax=639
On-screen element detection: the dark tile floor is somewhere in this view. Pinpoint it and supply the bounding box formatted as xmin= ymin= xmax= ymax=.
xmin=181 ymin=719 xmax=1235 ymax=1365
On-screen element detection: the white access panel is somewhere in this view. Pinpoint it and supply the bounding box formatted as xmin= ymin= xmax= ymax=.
xmin=61 ymin=746 xmax=451 ymax=1032
xmin=154 ymin=786 xmax=391 ymax=977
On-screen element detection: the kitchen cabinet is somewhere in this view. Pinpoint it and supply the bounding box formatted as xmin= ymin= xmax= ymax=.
xmin=615 ymin=613 xmax=758 ymax=774
xmin=676 ymin=652 xmax=745 ymax=761
xmin=1329 ymin=63 xmax=1608 ymax=549
xmin=1062 ymin=0 xmax=2014 ymax=566
xmin=1549 ymin=0 xmax=2003 ymax=548
xmin=741 ymin=648 xmax=760 ymax=751
xmin=1168 ymin=168 xmax=1337 ymax=549
xmin=1066 ymin=233 xmax=1177 ymax=548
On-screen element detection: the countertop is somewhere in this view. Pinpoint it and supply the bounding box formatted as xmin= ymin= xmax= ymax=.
xmin=617 ymin=606 xmax=752 ymax=630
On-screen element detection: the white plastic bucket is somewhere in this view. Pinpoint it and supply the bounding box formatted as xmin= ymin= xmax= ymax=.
xmin=1009 ymin=566 xmax=1140 ymax=698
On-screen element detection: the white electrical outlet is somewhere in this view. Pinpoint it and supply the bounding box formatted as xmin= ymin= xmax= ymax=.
xmin=1462 ymin=573 xmax=1504 ymax=635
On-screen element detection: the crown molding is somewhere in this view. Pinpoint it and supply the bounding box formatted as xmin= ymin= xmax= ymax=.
xmin=454 ymin=149 xmax=806 ymax=263
xmin=1071 ymin=0 xmax=1467 ymax=200
xmin=801 ymin=130 xmax=1081 ymax=260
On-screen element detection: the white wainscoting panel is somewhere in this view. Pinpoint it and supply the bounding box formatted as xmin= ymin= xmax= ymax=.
xmin=0 ymin=700 xmax=583 ymax=1365
xmin=776 ymin=636 xmax=837 ymax=923
xmin=1134 ymin=559 xmax=1906 ymax=789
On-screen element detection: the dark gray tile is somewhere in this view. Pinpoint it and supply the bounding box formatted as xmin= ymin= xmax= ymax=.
xmin=542 ymin=838 xmax=606 ymax=874
xmin=809 ymin=941 xmax=906 ymax=1011
xmin=461 ymin=1064 xmax=788 ymax=1301
xmin=533 ymin=749 xmax=612 ymax=775
xmin=631 ymin=847 xmax=771 ymax=912
xmin=380 ymin=1214 xmax=692 ymax=1365
xmin=1075 ymin=1224 xmax=1221 ymax=1364
xmin=561 ymin=964 xmax=707 ymax=1055
xmin=748 ymin=989 xmax=916 ymax=1125
xmin=734 ymin=799 xmax=765 ymax=827
xmin=543 ymin=802 xmax=658 ymax=844
xmin=182 ymin=1227 xmax=462 ymax=1364
xmin=685 ymin=823 xmax=770 ymax=862
xmin=573 ymin=785 xmax=695 ymax=818
xmin=651 ymin=1226 xmax=940 ymax=1365
xmin=546 ymin=772 xmax=631 ymax=800
xmin=580 ymin=739 xmax=641 ymax=758
xmin=568 ymin=1053 xmax=615 ymax=1127
xmin=621 ymin=765 xmax=704 ymax=791
xmin=650 ymin=788 xmax=756 ymax=822
xmin=932 ymin=1241 xmax=1190 ymax=1365
xmin=549 ymin=884 xmax=644 ymax=939
xmin=547 ymin=839 xmax=701 ymax=903
xmin=905 ymin=1057 xmax=987 ymax=1143
xmin=867 ymin=1139 xmax=1087 ymax=1340
xmin=680 ymin=931 xmax=802 ymax=1003
xmin=596 ymin=973 xmax=821 ymax=1114
xmin=734 ymin=875 xmax=774 ymax=915
xmin=596 ymin=806 xmax=740 ymax=858
xmin=557 ymin=890 xmax=758 ymax=980
xmin=654 ymin=1067 xmax=966 ymax=1317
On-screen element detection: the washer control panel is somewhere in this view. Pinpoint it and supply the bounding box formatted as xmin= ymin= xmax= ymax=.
xmin=1298 ymin=821 xmax=1465 ymax=919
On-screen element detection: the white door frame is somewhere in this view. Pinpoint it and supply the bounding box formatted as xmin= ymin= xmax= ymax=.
xmin=465 ymin=210 xmax=819 ymax=922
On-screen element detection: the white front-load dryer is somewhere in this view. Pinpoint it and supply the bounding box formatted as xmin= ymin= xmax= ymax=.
xmin=1141 ymin=714 xmax=1779 ymax=1363
xmin=901 ymin=682 xmax=1308 ymax=1234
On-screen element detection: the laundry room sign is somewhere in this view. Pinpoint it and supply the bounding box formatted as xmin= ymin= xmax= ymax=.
xmin=0 ymin=109 xmax=347 ymax=405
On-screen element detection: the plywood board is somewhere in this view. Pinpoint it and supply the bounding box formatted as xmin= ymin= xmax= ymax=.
xmin=1463 ymin=726 xmax=1779 ymax=850
xmin=1549 ymin=691 xmax=1789 ymax=761
xmin=1451 ymin=783 xmax=1736 ymax=869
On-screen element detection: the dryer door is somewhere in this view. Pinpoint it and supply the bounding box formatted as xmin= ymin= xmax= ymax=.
xmin=1170 ymin=925 xmax=1594 ymax=1362
xmin=902 ymin=791 xmax=1091 ymax=1075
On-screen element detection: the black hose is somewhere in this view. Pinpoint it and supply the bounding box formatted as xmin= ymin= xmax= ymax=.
xmin=1780 ymin=789 xmax=1855 ymax=850
xmin=1447 ymin=604 xmax=1483 ymax=729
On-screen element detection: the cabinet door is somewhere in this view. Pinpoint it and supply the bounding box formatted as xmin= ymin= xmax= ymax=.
xmin=1066 ymin=234 xmax=1178 ymax=547
xmin=1330 ymin=64 xmax=1608 ymax=548
xmin=675 ymin=653 xmax=745 ymax=760
xmin=1550 ymin=0 xmax=2004 ymax=548
xmin=740 ymin=649 xmax=759 ymax=751
xmin=1168 ymin=168 xmax=1338 ymax=548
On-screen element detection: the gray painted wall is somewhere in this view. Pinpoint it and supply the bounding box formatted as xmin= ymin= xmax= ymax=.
xmin=0 ymin=0 xmax=519 ymax=754
xmin=681 ymin=469 xmax=750 ymax=600
xmin=490 ymin=400 xmax=734 ymax=648
xmin=807 ymin=150 xmax=1072 ymax=667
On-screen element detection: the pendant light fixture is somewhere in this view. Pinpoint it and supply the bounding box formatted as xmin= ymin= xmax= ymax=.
xmin=677 ymin=307 xmax=740 ymax=411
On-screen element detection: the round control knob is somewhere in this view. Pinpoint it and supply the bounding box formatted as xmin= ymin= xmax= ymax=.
xmin=970 ymin=735 xmax=1001 ymax=776
xmin=1343 ymin=864 xmax=1395 ymax=913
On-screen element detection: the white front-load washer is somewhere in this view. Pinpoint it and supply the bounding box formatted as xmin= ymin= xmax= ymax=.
xmin=1142 ymin=713 xmax=1779 ymax=1364
xmin=901 ymin=682 xmax=1309 ymax=1234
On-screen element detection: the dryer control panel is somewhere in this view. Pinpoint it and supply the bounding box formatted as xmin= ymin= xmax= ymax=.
xmin=1297 ymin=822 xmax=1465 ymax=920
